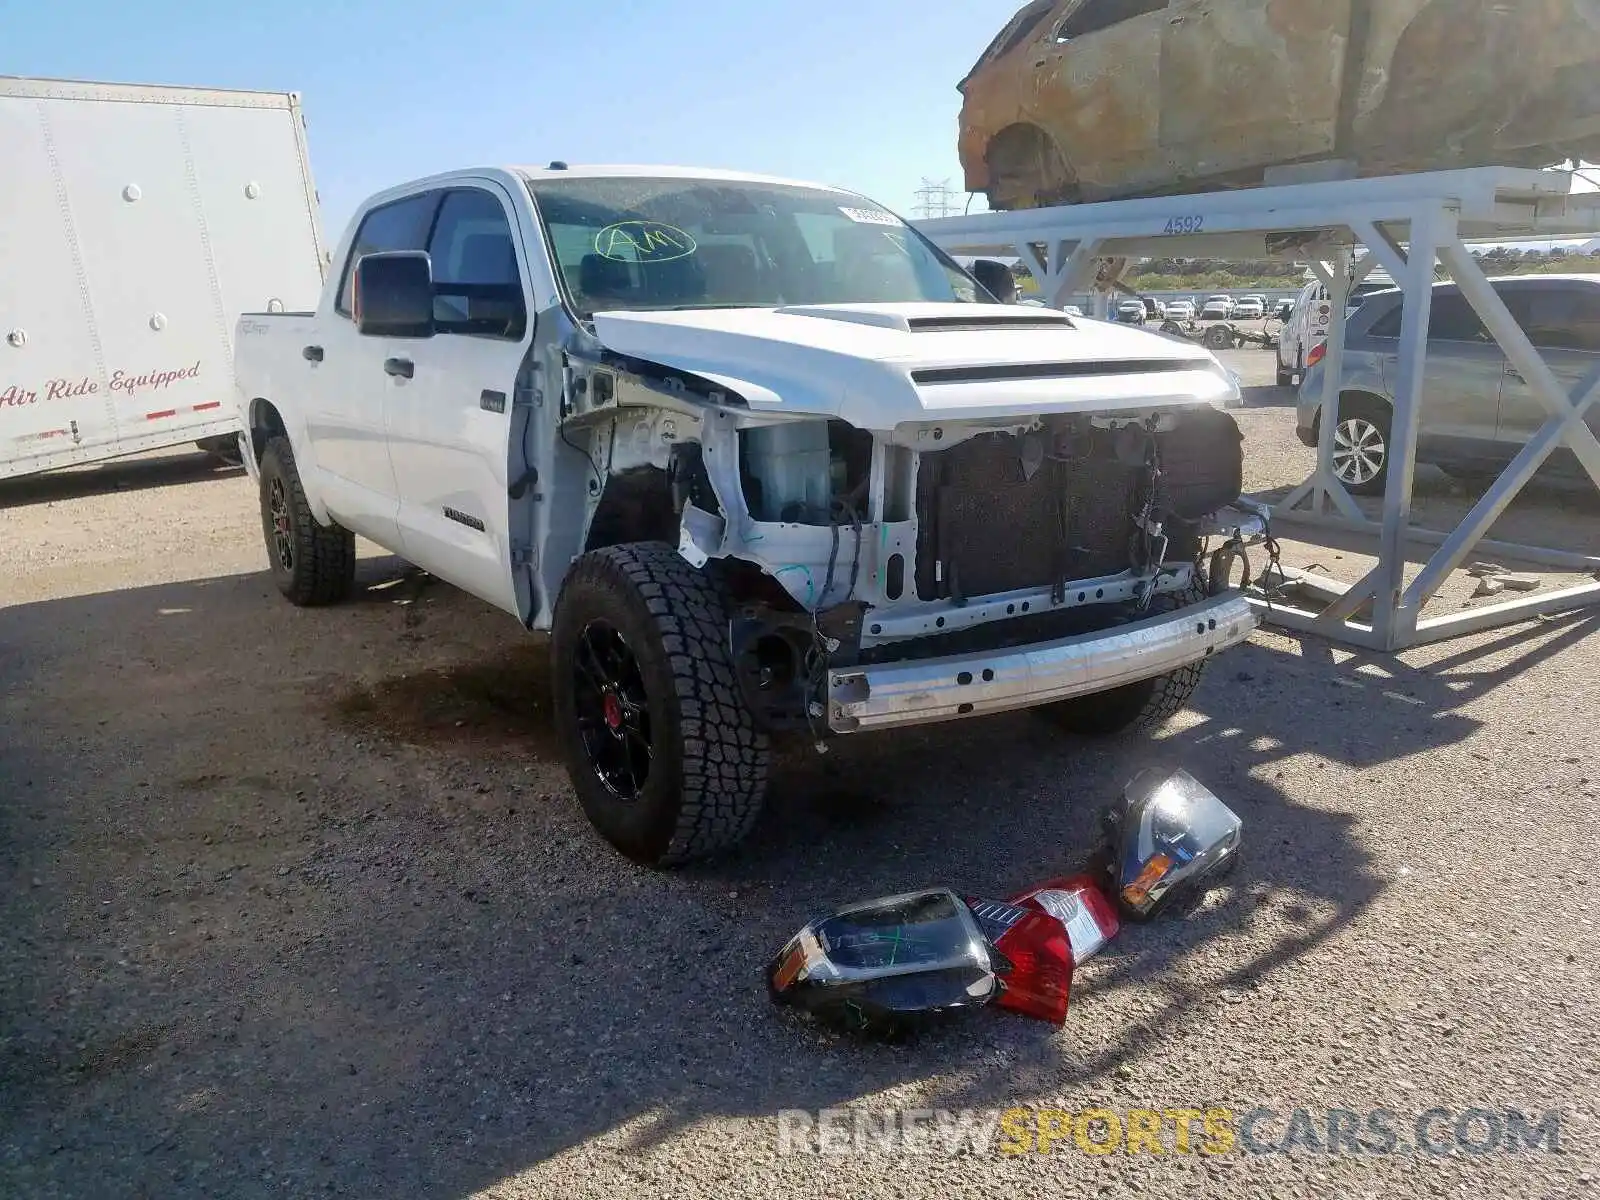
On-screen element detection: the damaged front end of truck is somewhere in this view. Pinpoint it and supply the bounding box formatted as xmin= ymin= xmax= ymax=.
xmin=517 ymin=169 xmax=1261 ymax=749
xmin=552 ymin=303 xmax=1263 ymax=740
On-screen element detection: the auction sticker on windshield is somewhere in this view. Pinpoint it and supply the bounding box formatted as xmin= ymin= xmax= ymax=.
xmin=593 ymin=221 xmax=698 ymax=263
xmin=839 ymin=207 xmax=902 ymax=226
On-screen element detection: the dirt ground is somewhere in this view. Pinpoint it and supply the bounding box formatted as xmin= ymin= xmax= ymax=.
xmin=3 ymin=367 xmax=1598 ymax=1198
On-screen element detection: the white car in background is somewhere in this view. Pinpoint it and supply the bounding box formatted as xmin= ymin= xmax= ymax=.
xmin=1201 ymin=295 xmax=1235 ymax=320
xmin=1166 ymin=299 xmax=1195 ymax=320
xmin=1232 ymin=297 xmax=1265 ymax=320
xmin=1277 ymin=270 xmax=1397 ymax=386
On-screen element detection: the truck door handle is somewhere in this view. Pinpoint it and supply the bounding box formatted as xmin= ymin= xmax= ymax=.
xmin=384 ymin=357 xmax=414 ymax=379
xmin=302 ymin=344 xmax=324 ymax=362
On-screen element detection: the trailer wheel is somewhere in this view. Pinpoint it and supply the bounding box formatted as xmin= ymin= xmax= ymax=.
xmin=1205 ymin=324 xmax=1237 ymax=351
xmin=1034 ymin=586 xmax=1209 ymax=737
xmin=258 ymin=436 xmax=356 ymax=606
xmin=551 ymin=542 xmax=769 ymax=866
xmin=196 ymin=434 xmax=244 ymax=466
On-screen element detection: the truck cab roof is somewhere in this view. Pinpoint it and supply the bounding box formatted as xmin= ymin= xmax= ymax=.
xmin=509 ymin=164 xmax=853 ymax=193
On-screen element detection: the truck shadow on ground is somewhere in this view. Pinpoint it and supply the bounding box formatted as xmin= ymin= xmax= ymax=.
xmin=0 ymin=566 xmax=1591 ymax=1196
xmin=0 ymin=450 xmax=241 ymax=509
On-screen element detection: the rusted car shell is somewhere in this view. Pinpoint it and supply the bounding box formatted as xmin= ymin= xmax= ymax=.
xmin=959 ymin=0 xmax=1600 ymax=209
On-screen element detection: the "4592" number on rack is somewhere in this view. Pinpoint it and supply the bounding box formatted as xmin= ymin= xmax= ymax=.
xmin=1162 ymin=215 xmax=1205 ymax=235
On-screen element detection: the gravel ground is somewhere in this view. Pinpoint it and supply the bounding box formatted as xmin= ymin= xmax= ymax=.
xmin=2 ymin=384 xmax=1598 ymax=1199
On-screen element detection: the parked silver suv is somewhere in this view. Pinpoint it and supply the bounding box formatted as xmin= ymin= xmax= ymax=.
xmin=1297 ymin=276 xmax=1600 ymax=494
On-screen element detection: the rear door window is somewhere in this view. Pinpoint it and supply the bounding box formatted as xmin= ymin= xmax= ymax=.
xmin=1504 ymin=284 xmax=1600 ymax=352
xmin=335 ymin=192 xmax=440 ymax=317
xmin=1428 ymin=292 xmax=1489 ymax=342
xmin=1368 ymin=301 xmax=1403 ymax=339
xmin=1366 ymin=291 xmax=1488 ymax=342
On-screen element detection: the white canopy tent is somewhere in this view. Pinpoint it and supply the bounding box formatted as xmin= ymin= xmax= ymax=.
xmin=917 ymin=168 xmax=1600 ymax=650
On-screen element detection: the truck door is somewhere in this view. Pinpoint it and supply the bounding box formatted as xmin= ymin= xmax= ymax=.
xmin=383 ymin=185 xmax=529 ymax=618
xmin=310 ymin=191 xmax=439 ymax=544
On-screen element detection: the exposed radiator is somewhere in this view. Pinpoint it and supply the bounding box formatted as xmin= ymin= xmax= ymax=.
xmin=913 ymin=410 xmax=1244 ymax=602
xmin=915 ymin=432 xmax=1138 ymax=600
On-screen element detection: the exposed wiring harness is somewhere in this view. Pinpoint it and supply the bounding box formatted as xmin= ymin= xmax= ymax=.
xmin=803 ymin=498 xmax=865 ymax=753
xmin=819 ymin=499 xmax=864 ymax=608
xmin=560 ymin=423 xmax=605 ymax=495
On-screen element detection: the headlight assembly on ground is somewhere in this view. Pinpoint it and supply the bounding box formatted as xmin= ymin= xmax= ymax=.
xmin=767 ymin=768 xmax=1239 ymax=1035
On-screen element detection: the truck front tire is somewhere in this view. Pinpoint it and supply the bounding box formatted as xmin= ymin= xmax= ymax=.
xmin=1034 ymin=586 xmax=1209 ymax=737
xmin=258 ymin=436 xmax=357 ymax=606
xmin=551 ymin=542 xmax=769 ymax=866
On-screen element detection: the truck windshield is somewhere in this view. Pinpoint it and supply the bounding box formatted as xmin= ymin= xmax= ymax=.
xmin=525 ymin=176 xmax=981 ymax=319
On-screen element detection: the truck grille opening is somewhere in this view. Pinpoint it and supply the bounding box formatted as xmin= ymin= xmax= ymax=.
xmin=914 ymin=409 xmax=1243 ymax=601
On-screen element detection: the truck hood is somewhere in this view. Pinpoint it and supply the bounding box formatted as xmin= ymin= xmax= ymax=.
xmin=591 ymin=302 xmax=1236 ymax=429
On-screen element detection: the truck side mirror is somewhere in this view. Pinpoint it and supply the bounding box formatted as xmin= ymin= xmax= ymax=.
xmin=971 ymin=258 xmax=1018 ymax=305
xmin=353 ymin=251 xmax=435 ymax=338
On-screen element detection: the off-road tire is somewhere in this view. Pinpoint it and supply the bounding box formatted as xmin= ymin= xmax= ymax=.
xmin=551 ymin=542 xmax=769 ymax=866
xmin=1034 ymin=587 xmax=1209 ymax=737
xmin=258 ymin=436 xmax=357 ymax=606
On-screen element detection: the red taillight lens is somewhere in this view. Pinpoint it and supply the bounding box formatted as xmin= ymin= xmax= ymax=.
xmin=1007 ymin=875 xmax=1122 ymax=964
xmin=1306 ymin=341 xmax=1327 ymax=368
xmin=968 ymin=899 xmax=1075 ymax=1024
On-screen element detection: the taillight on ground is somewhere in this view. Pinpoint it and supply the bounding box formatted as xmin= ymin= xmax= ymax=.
xmin=1007 ymin=875 xmax=1122 ymax=964
xmin=1306 ymin=341 xmax=1327 ymax=368
xmin=967 ymin=899 xmax=1075 ymax=1024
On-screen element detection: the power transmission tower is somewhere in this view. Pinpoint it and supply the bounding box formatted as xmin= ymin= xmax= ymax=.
xmin=912 ymin=178 xmax=958 ymax=219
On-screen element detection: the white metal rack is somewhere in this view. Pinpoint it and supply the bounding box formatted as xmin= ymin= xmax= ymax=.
xmin=917 ymin=167 xmax=1600 ymax=651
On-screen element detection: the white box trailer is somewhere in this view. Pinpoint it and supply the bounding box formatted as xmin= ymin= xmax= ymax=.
xmin=0 ymin=76 xmax=326 ymax=480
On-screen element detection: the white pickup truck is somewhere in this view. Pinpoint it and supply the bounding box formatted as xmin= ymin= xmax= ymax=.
xmin=234 ymin=164 xmax=1263 ymax=866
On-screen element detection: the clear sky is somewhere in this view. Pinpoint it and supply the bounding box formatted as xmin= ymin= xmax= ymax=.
xmin=1 ymin=0 xmax=1025 ymax=238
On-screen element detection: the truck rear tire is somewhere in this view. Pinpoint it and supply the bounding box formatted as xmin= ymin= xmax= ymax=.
xmin=258 ymin=436 xmax=357 ymax=606
xmin=551 ymin=542 xmax=769 ymax=866
xmin=1034 ymin=587 xmax=1209 ymax=737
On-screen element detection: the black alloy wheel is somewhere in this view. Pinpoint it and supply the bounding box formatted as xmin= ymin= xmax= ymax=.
xmin=571 ymin=620 xmax=653 ymax=800
xmin=267 ymin=475 xmax=294 ymax=574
